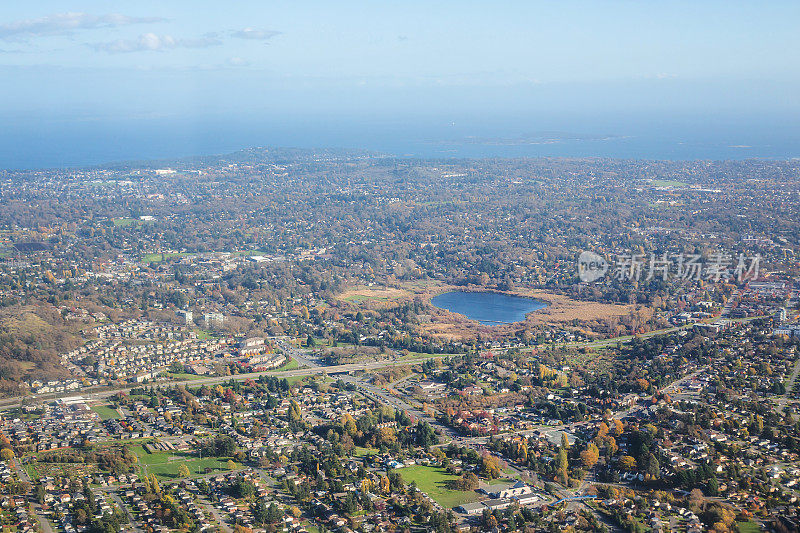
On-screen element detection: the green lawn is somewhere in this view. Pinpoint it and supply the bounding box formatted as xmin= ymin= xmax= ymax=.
xmin=285 ymin=374 xmax=314 ymax=385
xmin=92 ymin=405 xmax=121 ymax=420
xmin=276 ymin=357 xmax=299 ymax=371
xmin=354 ymin=446 xmax=379 ymax=457
xmin=736 ymin=522 xmax=762 ymax=533
xmin=342 ymin=294 xmax=391 ymax=303
xmin=395 ymin=465 xmax=479 ymax=509
xmin=195 ymin=329 xmax=214 ymax=340
xmin=113 ymin=218 xmax=138 ymax=227
xmin=131 ymin=444 xmax=240 ymax=480
xmin=142 ymin=252 xmax=193 ymax=263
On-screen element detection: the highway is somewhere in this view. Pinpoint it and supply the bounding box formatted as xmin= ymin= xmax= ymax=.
xmin=0 ymin=354 xmax=425 ymax=411
xmin=1 ymin=316 xmax=737 ymax=412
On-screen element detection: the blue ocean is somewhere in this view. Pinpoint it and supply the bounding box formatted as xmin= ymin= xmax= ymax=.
xmin=1 ymin=113 xmax=798 ymax=169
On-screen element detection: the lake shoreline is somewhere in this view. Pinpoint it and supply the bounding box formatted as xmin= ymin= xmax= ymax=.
xmin=430 ymin=290 xmax=549 ymax=326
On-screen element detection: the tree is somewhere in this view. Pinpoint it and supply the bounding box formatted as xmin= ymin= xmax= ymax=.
xmin=388 ymin=471 xmax=403 ymax=491
xmin=619 ymin=455 xmax=637 ymax=471
xmin=580 ymin=444 xmax=600 ymax=469
xmin=708 ymin=476 xmax=719 ymax=496
xmin=0 ymin=448 xmax=14 ymax=461
xmin=415 ymin=421 xmax=438 ymax=448
xmin=288 ymin=400 xmax=302 ymax=423
xmin=252 ymin=500 xmax=269 ymax=525
xmin=178 ymin=464 xmax=190 ymax=478
xmin=689 ymin=488 xmax=705 ymax=512
xmin=482 ymin=454 xmax=502 ymax=479
xmin=342 ymin=413 xmax=358 ymax=435
xmin=451 ymin=472 xmax=479 ymax=491
xmin=379 ymin=475 xmax=390 ymax=494
xmin=227 ymin=459 xmax=236 ymax=471
xmin=646 ymin=453 xmax=660 ymax=478
xmin=266 ymin=502 xmax=282 ymax=523
xmin=557 ymin=448 xmax=568 ymax=473
xmin=199 ymin=435 xmax=236 ymax=457
xmin=482 ymin=509 xmax=498 ymax=529
xmin=234 ymin=478 xmax=256 ymax=498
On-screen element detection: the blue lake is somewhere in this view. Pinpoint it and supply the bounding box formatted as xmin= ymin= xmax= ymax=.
xmin=430 ymin=291 xmax=548 ymax=325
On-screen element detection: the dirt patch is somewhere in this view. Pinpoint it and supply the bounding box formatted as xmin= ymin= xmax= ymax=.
xmin=513 ymin=289 xmax=633 ymax=324
xmin=336 ymin=286 xmax=414 ymax=308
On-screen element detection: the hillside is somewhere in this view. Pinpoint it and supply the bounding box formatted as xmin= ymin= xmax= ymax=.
xmin=0 ymin=303 xmax=82 ymax=394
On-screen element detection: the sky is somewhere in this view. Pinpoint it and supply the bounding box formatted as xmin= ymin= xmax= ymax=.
xmin=1 ymin=1 xmax=799 ymax=166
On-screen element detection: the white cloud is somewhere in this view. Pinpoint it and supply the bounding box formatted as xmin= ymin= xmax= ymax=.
xmin=231 ymin=28 xmax=281 ymax=41
xmin=227 ymin=56 xmax=250 ymax=67
xmin=0 ymin=12 xmax=165 ymax=40
xmin=92 ymin=33 xmax=222 ymax=53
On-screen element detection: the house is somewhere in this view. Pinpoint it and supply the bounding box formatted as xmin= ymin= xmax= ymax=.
xmin=481 ymin=480 xmax=532 ymax=499
xmin=456 ymin=502 xmax=486 ymax=515
xmin=482 ymin=498 xmax=514 ymax=511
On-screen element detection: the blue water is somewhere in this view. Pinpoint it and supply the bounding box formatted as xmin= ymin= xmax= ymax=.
xmin=431 ymin=291 xmax=547 ymax=325
xmin=2 ymin=113 xmax=799 ymax=169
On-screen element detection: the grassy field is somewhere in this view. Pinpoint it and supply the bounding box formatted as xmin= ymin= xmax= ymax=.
xmin=276 ymin=357 xmax=299 ymax=371
xmin=354 ymin=446 xmax=379 ymax=457
xmin=142 ymin=252 xmax=193 ymax=263
xmin=735 ymin=522 xmax=761 ymax=533
xmin=396 ymin=465 xmax=479 ymax=509
xmin=91 ymin=405 xmax=121 ymax=420
xmin=131 ymin=444 xmax=240 ymax=480
xmin=195 ymin=329 xmax=214 ymax=340
xmin=113 ymin=218 xmax=138 ymax=227
xmin=338 ymin=286 xmax=412 ymax=306
xmin=26 ymin=460 xmax=100 ymax=480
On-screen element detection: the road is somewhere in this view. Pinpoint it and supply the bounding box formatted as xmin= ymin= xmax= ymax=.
xmin=0 ymin=356 xmax=438 ymax=411
xmin=106 ymin=490 xmax=143 ymax=533
xmin=778 ymin=354 xmax=800 ymax=407
xmin=2 ymin=318 xmax=739 ymax=411
xmin=198 ymin=496 xmax=232 ymax=533
xmin=276 ymin=340 xmax=321 ymax=369
xmin=661 ymin=365 xmax=709 ymax=395
xmin=11 ymin=457 xmax=55 ymax=533
xmin=338 ymin=374 xmax=458 ymax=439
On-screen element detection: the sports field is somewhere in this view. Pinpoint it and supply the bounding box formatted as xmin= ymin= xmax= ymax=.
xmin=396 ymin=465 xmax=479 ymax=508
xmin=92 ymin=405 xmax=121 ymax=420
xmin=131 ymin=444 xmax=240 ymax=480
